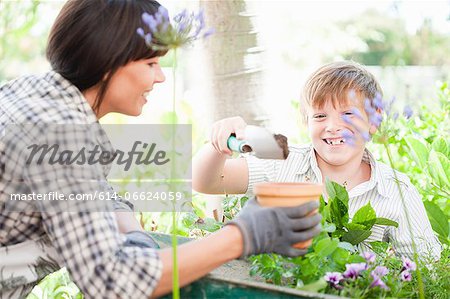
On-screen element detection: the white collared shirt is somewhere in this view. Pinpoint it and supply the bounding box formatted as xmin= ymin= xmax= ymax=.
xmin=246 ymin=144 xmax=441 ymax=260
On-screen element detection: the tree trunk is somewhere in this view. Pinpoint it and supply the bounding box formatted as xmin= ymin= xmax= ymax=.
xmin=199 ymin=0 xmax=268 ymax=126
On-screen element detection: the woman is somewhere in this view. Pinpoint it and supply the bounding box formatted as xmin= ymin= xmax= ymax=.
xmin=0 ymin=0 xmax=321 ymax=298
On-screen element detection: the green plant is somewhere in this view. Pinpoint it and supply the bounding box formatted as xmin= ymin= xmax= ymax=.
xmin=322 ymin=180 xmax=398 ymax=245
xmin=27 ymin=268 xmax=83 ymax=299
xmin=249 ymin=180 xmax=397 ymax=290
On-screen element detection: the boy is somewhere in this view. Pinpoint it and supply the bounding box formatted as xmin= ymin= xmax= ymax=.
xmin=193 ymin=61 xmax=441 ymax=260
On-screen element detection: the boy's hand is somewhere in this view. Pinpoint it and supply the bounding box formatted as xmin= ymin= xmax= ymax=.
xmin=228 ymin=198 xmax=322 ymax=258
xmin=210 ymin=116 xmax=247 ymax=155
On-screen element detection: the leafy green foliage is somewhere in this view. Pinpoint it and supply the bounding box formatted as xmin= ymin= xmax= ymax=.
xmin=249 ymin=180 xmax=398 ymax=289
xmin=27 ymin=268 xmax=83 ymax=299
xmin=323 ymin=180 xmax=397 ymax=245
xmin=369 ymin=82 xmax=450 ymax=244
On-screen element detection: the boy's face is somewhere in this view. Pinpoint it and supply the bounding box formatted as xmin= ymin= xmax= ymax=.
xmin=306 ymin=97 xmax=374 ymax=167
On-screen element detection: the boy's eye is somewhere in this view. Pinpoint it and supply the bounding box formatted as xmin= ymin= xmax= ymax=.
xmin=148 ymin=62 xmax=157 ymax=67
xmin=313 ymin=114 xmax=326 ymax=119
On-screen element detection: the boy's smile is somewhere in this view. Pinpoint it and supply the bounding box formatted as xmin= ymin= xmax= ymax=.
xmin=323 ymin=137 xmax=346 ymax=146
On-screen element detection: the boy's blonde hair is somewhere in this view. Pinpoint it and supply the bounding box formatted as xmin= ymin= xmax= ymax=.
xmin=300 ymin=61 xmax=382 ymax=122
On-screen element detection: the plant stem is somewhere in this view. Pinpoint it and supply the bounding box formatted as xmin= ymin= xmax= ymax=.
xmin=171 ymin=48 xmax=179 ymax=299
xmin=384 ymin=143 xmax=425 ymax=299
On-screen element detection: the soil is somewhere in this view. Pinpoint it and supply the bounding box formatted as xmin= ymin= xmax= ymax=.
xmin=273 ymin=134 xmax=289 ymax=159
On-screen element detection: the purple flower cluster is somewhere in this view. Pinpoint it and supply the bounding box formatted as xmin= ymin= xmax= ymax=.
xmin=343 ymin=262 xmax=367 ymax=279
xmin=361 ymin=251 xmax=376 ymax=264
xmin=137 ymin=6 xmax=214 ymax=51
xmin=324 ymin=272 xmax=344 ymax=289
xmin=370 ymin=265 xmax=390 ymax=290
xmin=323 ymin=252 xmax=416 ymax=292
xmin=340 ymin=91 xmax=414 ymax=146
xmin=399 ymin=257 xmax=416 ymax=282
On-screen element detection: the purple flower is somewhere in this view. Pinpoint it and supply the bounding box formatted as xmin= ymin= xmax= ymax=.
xmin=174 ymin=9 xmax=188 ymax=22
xmin=350 ymin=107 xmax=364 ymax=120
xmin=202 ymin=27 xmax=215 ymax=38
xmin=400 ymin=270 xmax=412 ymax=281
xmin=144 ymin=33 xmax=152 ymax=46
xmin=139 ymin=7 xmax=214 ymax=50
xmin=343 ymin=263 xmax=367 ymax=279
xmin=341 ymin=114 xmax=352 ymax=125
xmin=370 ymin=275 xmax=390 ymax=290
xmin=373 ymin=93 xmax=384 ymax=110
xmin=348 ymin=89 xmax=357 ymax=100
xmin=403 ymin=105 xmax=413 ymax=119
xmin=324 ymin=272 xmax=343 ymax=289
xmin=341 ymin=129 xmax=355 ymax=146
xmin=402 ymin=257 xmax=417 ymax=271
xmin=372 ymin=266 xmax=389 ymax=277
xmin=136 ymin=27 xmax=145 ymax=38
xmin=392 ymin=112 xmax=399 ymax=120
xmin=369 ymin=112 xmax=383 ymax=128
xmin=364 ymin=98 xmax=376 ymax=115
xmin=158 ymin=6 xmax=170 ymax=21
xmin=361 ymin=131 xmax=371 ymax=142
xmin=361 ymin=252 xmax=376 ymax=264
xmin=142 ymin=12 xmax=157 ymax=32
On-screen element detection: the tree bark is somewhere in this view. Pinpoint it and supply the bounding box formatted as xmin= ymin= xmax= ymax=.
xmin=199 ymin=0 xmax=268 ymax=126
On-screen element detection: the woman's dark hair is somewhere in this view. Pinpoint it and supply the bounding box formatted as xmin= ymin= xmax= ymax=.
xmin=47 ymin=0 xmax=168 ymax=113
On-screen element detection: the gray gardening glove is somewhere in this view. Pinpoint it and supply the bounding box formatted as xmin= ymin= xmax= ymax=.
xmin=124 ymin=231 xmax=160 ymax=249
xmin=228 ymin=198 xmax=321 ymax=258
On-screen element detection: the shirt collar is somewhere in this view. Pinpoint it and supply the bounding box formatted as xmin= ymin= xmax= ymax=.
xmin=294 ymin=145 xmax=388 ymax=198
xmin=45 ymin=70 xmax=99 ymax=124
xmin=295 ymin=144 xmax=315 ymax=175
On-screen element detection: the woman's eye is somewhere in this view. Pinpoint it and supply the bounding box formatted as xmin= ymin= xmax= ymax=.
xmin=344 ymin=111 xmax=353 ymax=116
xmin=313 ymin=114 xmax=326 ymax=119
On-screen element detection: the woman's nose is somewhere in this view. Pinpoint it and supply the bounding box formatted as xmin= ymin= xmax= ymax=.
xmin=155 ymin=67 xmax=166 ymax=83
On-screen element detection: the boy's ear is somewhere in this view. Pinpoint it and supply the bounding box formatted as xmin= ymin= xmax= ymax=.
xmin=369 ymin=124 xmax=378 ymax=135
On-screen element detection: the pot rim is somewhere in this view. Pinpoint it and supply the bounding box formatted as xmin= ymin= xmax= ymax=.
xmin=254 ymin=182 xmax=323 ymax=196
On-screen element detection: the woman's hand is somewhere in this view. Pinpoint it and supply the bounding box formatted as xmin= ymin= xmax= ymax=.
xmin=210 ymin=116 xmax=247 ymax=155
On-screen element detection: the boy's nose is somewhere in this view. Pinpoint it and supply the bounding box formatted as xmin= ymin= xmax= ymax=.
xmin=325 ymin=118 xmax=344 ymax=133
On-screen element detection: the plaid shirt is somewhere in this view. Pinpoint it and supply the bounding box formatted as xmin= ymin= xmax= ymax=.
xmin=246 ymin=145 xmax=442 ymax=260
xmin=0 ymin=71 xmax=162 ymax=298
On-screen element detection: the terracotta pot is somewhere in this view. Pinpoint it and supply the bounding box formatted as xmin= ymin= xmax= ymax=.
xmin=253 ymin=182 xmax=323 ymax=249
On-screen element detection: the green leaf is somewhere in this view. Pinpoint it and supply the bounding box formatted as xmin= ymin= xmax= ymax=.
xmin=346 ymin=222 xmax=366 ymax=230
xmin=332 ymin=247 xmax=351 ymax=266
xmin=322 ymin=222 xmax=336 ymax=233
xmin=298 ymin=278 xmax=327 ymax=292
xmin=369 ymin=241 xmax=389 ymax=254
xmin=351 ymin=202 xmax=376 ymax=230
xmin=432 ymin=137 xmax=449 ymax=157
xmin=181 ymin=213 xmax=197 ymax=228
xmin=404 ymin=136 xmax=429 ymax=169
xmin=428 ymin=150 xmax=450 ymax=188
xmin=337 ymin=241 xmax=357 ymax=252
xmin=195 ymin=218 xmax=222 ymax=232
xmin=325 ymin=179 xmax=349 ymax=207
xmin=239 ymin=196 xmax=249 ymax=207
xmin=314 ymin=237 xmax=339 ymax=257
xmin=374 ymin=217 xmax=399 ymax=228
xmin=424 ymin=201 xmax=449 ymax=243
xmin=341 ymin=230 xmax=372 ymax=245
xmin=330 ymin=197 xmax=349 ymax=229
